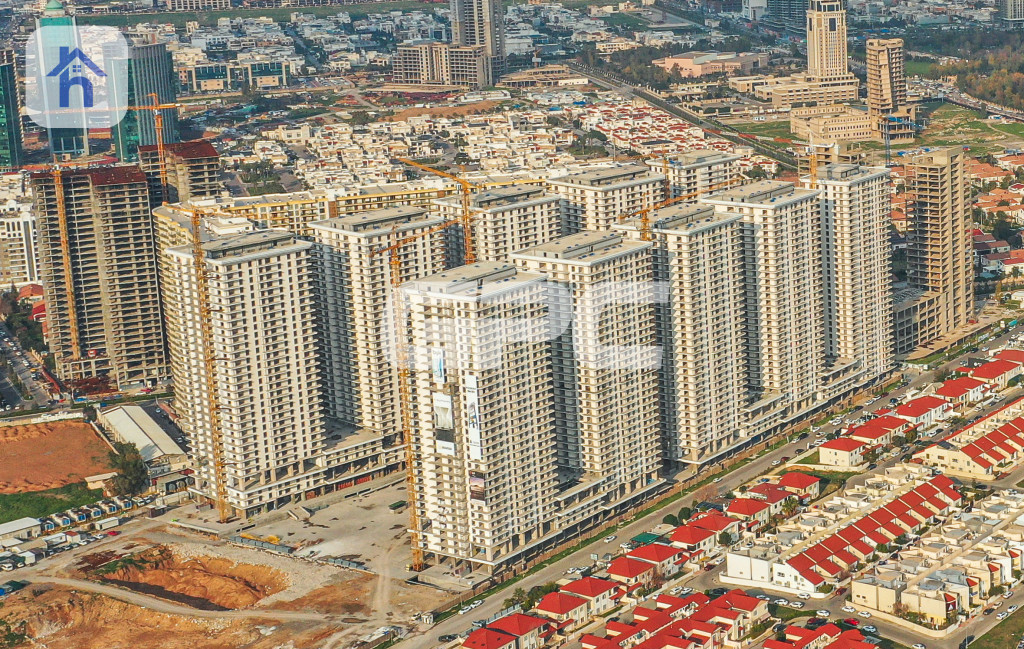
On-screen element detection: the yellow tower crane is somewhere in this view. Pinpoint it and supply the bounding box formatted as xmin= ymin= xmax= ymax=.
xmin=617 ymin=176 xmax=747 ymax=240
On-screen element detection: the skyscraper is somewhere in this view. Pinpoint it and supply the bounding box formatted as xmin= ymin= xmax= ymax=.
xmin=548 ymin=165 xmax=666 ymax=234
xmin=0 ymin=51 xmax=23 ymax=170
xmin=511 ymin=231 xmax=661 ymax=503
xmin=34 ymin=0 xmax=89 ymax=156
xmin=999 ymin=0 xmax=1024 ymax=25
xmin=895 ymin=148 xmax=973 ymax=353
xmin=110 ymin=43 xmax=180 ymax=162
xmin=31 ymin=166 xmax=168 ymax=388
xmin=614 ymin=205 xmax=750 ymax=466
xmin=815 ymin=164 xmax=893 ymax=379
xmin=866 ymin=38 xmax=907 ymax=114
xmin=806 ymin=0 xmax=850 ymax=80
xmin=405 ymin=262 xmax=557 ymax=573
xmin=163 ymin=230 xmax=325 ymax=517
xmin=450 ymin=0 xmax=505 ymax=79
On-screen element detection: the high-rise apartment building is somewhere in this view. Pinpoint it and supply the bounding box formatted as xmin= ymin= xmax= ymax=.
xmin=511 ymin=231 xmax=661 ymax=503
xmin=895 ymin=148 xmax=973 ymax=353
xmin=393 ymin=41 xmax=492 ymax=88
xmin=646 ymin=152 xmax=742 ymax=199
xmin=450 ymin=0 xmax=505 ymax=78
xmin=139 ymin=139 xmax=222 ymax=204
xmin=0 ymin=53 xmax=22 ymax=170
xmin=434 ymin=185 xmax=561 ymax=265
xmin=405 ymin=262 xmax=557 ymax=572
xmin=548 ymin=165 xmax=666 ymax=234
xmin=866 ymin=39 xmax=907 ymax=114
xmin=110 ymin=43 xmax=180 ymax=163
xmin=815 ymin=164 xmax=893 ymax=379
xmin=701 ymin=181 xmax=825 ymax=417
xmin=309 ymin=206 xmax=446 ymax=432
xmin=163 ymin=230 xmax=325 ymax=517
xmin=0 ymin=208 xmax=37 ymax=285
xmin=999 ymin=0 xmax=1024 ymax=25
xmin=31 ymin=166 xmax=168 ymax=387
xmin=765 ymin=0 xmax=807 ymax=34
xmin=613 ymin=205 xmax=750 ymax=466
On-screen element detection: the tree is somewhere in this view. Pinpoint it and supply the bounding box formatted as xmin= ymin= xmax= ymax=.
xmin=678 ymin=506 xmax=692 ymax=522
xmin=503 ymin=587 xmax=527 ymax=610
xmin=663 ymin=514 xmax=679 ymax=526
xmin=718 ymin=531 xmax=734 ymax=546
xmin=108 ymin=442 xmax=150 ymax=496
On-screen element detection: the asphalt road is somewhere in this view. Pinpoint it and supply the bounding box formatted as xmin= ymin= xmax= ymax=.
xmin=0 ymin=322 xmax=51 ymax=408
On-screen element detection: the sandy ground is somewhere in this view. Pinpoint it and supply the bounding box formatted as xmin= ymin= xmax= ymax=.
xmin=387 ymin=100 xmax=501 ymax=121
xmin=0 ymin=586 xmax=346 ymax=649
xmin=0 ymin=421 xmax=114 ymax=493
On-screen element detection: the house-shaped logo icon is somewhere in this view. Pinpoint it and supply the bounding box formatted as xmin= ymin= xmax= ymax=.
xmin=46 ymin=46 xmax=106 ymax=109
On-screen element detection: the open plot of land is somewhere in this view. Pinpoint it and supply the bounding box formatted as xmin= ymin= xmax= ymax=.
xmin=0 ymin=585 xmax=343 ymax=649
xmin=0 ymin=420 xmax=113 ymax=494
xmin=724 ymin=118 xmax=796 ymax=140
xmin=387 ymin=100 xmax=501 ymax=121
xmin=0 ymin=483 xmax=103 ymax=525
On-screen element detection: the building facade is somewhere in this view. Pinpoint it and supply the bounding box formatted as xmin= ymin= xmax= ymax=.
xmin=393 ymin=41 xmax=492 ymax=88
xmin=548 ymin=165 xmax=666 ymax=234
xmin=31 ymin=166 xmax=168 ymax=388
xmin=110 ymin=43 xmax=180 ymax=163
xmin=0 ymin=55 xmax=22 ymax=170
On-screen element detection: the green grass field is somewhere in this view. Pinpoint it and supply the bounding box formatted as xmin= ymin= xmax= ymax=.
xmin=0 ymin=483 xmax=104 ymax=525
xmin=76 ymin=0 xmax=438 ymax=26
xmin=728 ymin=119 xmax=795 ymax=140
xmin=972 ymin=608 xmax=1024 ymax=649
xmin=905 ymin=60 xmax=934 ymax=77
xmin=600 ymin=13 xmax=648 ymax=30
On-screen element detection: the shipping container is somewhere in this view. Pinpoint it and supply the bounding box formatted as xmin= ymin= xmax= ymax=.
xmin=94 ymin=517 xmax=120 ymax=531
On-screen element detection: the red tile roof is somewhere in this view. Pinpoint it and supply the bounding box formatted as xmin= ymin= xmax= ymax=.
xmin=821 ymin=438 xmax=866 ymax=452
xmin=561 ymin=577 xmax=619 ymax=599
xmin=536 ymin=592 xmax=587 ymax=616
xmin=463 ymin=628 xmax=517 ymax=649
xmin=726 ymin=498 xmax=771 ymax=517
xmin=971 ymin=360 xmax=1020 ymax=380
xmin=935 ymin=376 xmax=986 ymax=399
xmin=607 ymin=557 xmax=656 ymax=579
xmin=777 ymin=472 xmax=821 ymax=490
xmin=996 ymin=349 xmax=1024 ymax=365
xmin=628 ymin=543 xmax=682 ymax=563
xmin=689 ymin=513 xmax=739 ymax=533
xmin=487 ymin=614 xmax=549 ymax=637
xmin=670 ymin=525 xmax=715 ymax=545
xmin=895 ymin=395 xmax=949 ymax=418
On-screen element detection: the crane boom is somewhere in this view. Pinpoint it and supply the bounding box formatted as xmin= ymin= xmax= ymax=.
xmin=618 ymin=175 xmax=746 ymax=240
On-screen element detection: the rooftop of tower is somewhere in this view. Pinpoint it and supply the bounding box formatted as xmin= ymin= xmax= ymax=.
xmin=549 ymin=164 xmax=661 ymax=188
xmin=702 ymin=180 xmax=817 ymax=207
xmin=512 ymin=230 xmax=650 ymax=265
xmin=311 ymin=205 xmax=443 ymax=236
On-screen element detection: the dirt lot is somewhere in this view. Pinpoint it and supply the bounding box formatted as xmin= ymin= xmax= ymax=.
xmin=0 ymin=421 xmax=113 ymax=493
xmin=96 ymin=546 xmax=289 ymax=610
xmin=387 ymin=100 xmax=501 ymax=121
xmin=0 ymin=586 xmax=344 ymax=649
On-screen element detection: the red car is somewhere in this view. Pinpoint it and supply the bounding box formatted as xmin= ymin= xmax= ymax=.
xmin=843 ymin=618 xmax=859 ymax=626
xmin=106 ymin=530 xmax=121 ymax=536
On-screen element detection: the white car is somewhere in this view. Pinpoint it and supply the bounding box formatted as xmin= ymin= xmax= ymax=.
xmin=771 ymin=460 xmax=781 ymax=466
xmin=1004 ymin=590 xmax=1015 ymax=599
xmin=605 ymin=535 xmax=617 ymax=543
xmin=857 ymin=611 xmax=872 ymax=618
xmin=1009 ymin=604 xmax=1019 ymax=613
xmin=798 ymin=592 xmax=811 ymax=599
xmin=816 ymin=610 xmax=831 ymax=618
xmin=841 ymin=606 xmax=855 ymax=613
xmin=863 ymin=625 xmax=877 ymax=633
xmin=790 ymin=602 xmax=804 ymax=609
xmin=912 ymin=644 xmax=926 ymax=649
xmin=774 ymin=598 xmax=788 ymax=605
xmin=468 ymin=600 xmax=483 ymax=610
xmin=998 ymin=612 xmax=1009 ymax=620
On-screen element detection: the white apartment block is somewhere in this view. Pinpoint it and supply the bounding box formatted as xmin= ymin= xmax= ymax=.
xmin=701 ymin=181 xmax=825 ymax=421
xmin=646 ymin=151 xmax=742 ymax=199
xmin=547 ymin=164 xmax=666 ymax=234
xmin=309 ymin=206 xmax=447 ymax=432
xmin=433 ymin=185 xmax=562 ymax=266
xmin=404 ymin=263 xmax=558 ymax=572
xmin=511 ymin=231 xmax=662 ymax=504
xmin=613 ymin=205 xmax=749 ymax=466
xmin=814 ymin=164 xmax=894 ymax=381
xmin=0 ymin=208 xmax=36 ymax=285
xmin=164 ymin=230 xmax=326 ymax=517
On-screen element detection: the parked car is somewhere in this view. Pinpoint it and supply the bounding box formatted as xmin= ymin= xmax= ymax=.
xmin=857 ymin=611 xmax=872 ymax=618
xmin=816 ymin=610 xmax=831 ymax=618
xmin=863 ymin=625 xmax=877 ymax=633
xmin=842 ymin=606 xmax=855 ymax=613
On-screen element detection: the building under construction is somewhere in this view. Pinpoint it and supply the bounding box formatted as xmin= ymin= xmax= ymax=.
xmin=139 ymin=139 xmax=222 ymax=204
xmin=31 ymin=166 xmax=169 ymax=389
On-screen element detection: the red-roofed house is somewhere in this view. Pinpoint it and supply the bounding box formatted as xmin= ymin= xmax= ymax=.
xmin=560 ymin=577 xmax=622 ymax=615
xmin=606 ymin=557 xmax=657 ymax=588
xmin=848 ymin=422 xmax=897 ymax=446
xmin=776 ymin=473 xmax=822 ymax=500
xmin=535 ymin=592 xmax=589 ymax=630
xmin=935 ymin=376 xmax=989 ymax=406
xmin=726 ymin=498 xmax=771 ymax=529
xmin=746 ymin=483 xmax=796 ymax=515
xmin=819 ymin=437 xmax=868 ymax=467
xmin=970 ymin=360 xmax=1023 ymax=389
xmin=689 ymin=512 xmax=741 ymax=537
xmin=996 ymin=349 xmax=1024 ymax=366
xmin=486 ymin=614 xmax=550 ymax=649
xmin=627 ymin=543 xmax=686 ymax=577
xmin=894 ymin=395 xmax=952 ymax=426
xmin=669 ymin=525 xmax=716 ymax=556
xmin=463 ymin=628 xmax=517 ymax=649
